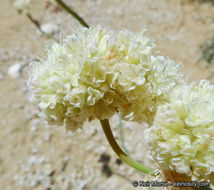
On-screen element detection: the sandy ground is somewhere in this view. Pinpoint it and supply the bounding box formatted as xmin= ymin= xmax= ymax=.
xmin=0 ymin=0 xmax=214 ymax=190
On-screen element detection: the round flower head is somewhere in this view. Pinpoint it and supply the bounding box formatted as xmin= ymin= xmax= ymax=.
xmin=28 ymin=26 xmax=184 ymax=132
xmin=148 ymin=80 xmax=214 ymax=182
xmin=14 ymin=0 xmax=31 ymax=14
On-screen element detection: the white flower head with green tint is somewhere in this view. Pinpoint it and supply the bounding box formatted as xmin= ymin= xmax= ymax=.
xmin=14 ymin=0 xmax=31 ymax=14
xmin=148 ymin=80 xmax=214 ymax=181
xmin=28 ymin=26 xmax=184 ymax=132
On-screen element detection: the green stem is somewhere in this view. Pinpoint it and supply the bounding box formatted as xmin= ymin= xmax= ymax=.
xmin=54 ymin=0 xmax=89 ymax=28
xmin=100 ymin=119 xmax=158 ymax=176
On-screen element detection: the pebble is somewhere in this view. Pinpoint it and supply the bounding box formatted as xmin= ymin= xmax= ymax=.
xmin=27 ymin=156 xmax=45 ymax=166
xmin=41 ymin=23 xmax=58 ymax=35
xmin=7 ymin=63 xmax=23 ymax=79
xmin=27 ymin=156 xmax=38 ymax=166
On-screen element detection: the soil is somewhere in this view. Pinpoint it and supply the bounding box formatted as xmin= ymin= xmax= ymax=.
xmin=0 ymin=0 xmax=214 ymax=190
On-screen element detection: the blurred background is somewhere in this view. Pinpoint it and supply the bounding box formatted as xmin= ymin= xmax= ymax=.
xmin=0 ymin=0 xmax=214 ymax=189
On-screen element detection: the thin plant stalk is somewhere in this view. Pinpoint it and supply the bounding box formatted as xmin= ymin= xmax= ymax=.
xmin=100 ymin=119 xmax=158 ymax=177
xmin=26 ymin=13 xmax=41 ymax=32
xmin=54 ymin=0 xmax=89 ymax=28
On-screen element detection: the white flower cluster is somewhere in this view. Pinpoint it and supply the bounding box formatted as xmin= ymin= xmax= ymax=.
xmin=148 ymin=80 xmax=214 ymax=181
xmin=14 ymin=0 xmax=31 ymax=14
xmin=28 ymin=26 xmax=184 ymax=132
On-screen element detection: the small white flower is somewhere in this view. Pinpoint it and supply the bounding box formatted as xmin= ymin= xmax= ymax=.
xmin=14 ymin=0 xmax=31 ymax=14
